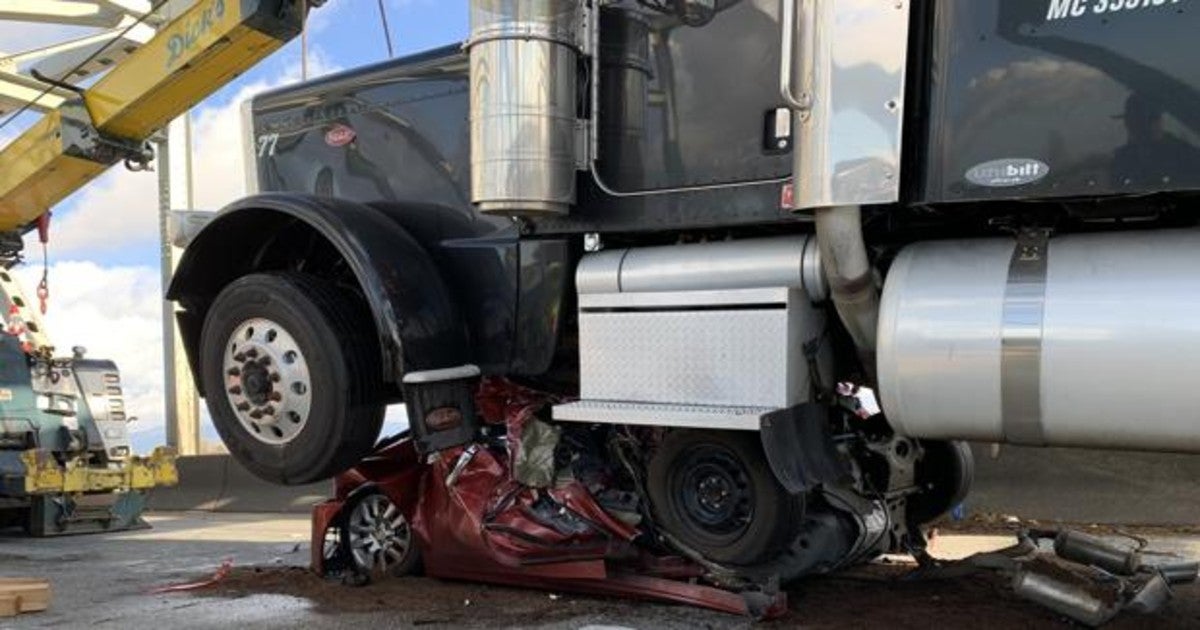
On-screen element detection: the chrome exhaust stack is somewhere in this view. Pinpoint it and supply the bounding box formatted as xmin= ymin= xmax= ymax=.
xmin=814 ymin=206 xmax=879 ymax=375
xmin=467 ymin=0 xmax=582 ymax=216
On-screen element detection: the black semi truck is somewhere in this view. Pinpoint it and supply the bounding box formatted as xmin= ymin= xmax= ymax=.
xmin=169 ymin=0 xmax=1200 ymax=575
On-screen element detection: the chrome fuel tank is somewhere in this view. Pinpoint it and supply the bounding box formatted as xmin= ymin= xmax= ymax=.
xmin=878 ymin=229 xmax=1200 ymax=453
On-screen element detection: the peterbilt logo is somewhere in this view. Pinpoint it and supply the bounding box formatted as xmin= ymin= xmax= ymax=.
xmin=965 ymin=159 xmax=1050 ymax=188
xmin=325 ymin=124 xmax=357 ymax=147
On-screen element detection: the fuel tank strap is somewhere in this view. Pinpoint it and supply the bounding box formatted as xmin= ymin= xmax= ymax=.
xmin=1001 ymin=229 xmax=1050 ymax=446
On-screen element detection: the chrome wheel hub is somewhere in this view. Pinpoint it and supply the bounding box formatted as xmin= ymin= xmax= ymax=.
xmin=347 ymin=494 xmax=412 ymax=575
xmin=223 ymin=318 xmax=312 ymax=445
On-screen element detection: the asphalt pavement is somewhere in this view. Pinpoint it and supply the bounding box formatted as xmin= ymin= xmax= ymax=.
xmin=1 ymin=512 xmax=1198 ymax=629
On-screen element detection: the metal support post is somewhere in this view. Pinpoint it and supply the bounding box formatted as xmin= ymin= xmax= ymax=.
xmin=157 ymin=116 xmax=200 ymax=456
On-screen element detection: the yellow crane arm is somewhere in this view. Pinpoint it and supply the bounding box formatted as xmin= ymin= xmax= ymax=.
xmin=0 ymin=0 xmax=307 ymax=231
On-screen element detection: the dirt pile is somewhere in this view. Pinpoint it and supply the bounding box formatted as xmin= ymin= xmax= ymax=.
xmin=190 ymin=562 xmax=1200 ymax=628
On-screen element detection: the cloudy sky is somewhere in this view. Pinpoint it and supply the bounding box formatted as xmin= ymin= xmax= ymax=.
xmin=0 ymin=0 xmax=467 ymax=450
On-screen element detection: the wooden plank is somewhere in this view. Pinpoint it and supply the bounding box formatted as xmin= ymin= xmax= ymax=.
xmin=0 ymin=578 xmax=51 ymax=616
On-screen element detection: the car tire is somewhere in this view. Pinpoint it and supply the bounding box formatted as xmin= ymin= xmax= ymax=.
xmin=341 ymin=490 xmax=422 ymax=579
xmin=647 ymin=429 xmax=803 ymax=566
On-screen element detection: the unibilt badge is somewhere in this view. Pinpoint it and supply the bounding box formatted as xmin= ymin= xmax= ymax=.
xmin=965 ymin=159 xmax=1050 ymax=188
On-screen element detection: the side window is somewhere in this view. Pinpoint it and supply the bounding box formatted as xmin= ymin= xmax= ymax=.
xmin=595 ymin=1 xmax=793 ymax=193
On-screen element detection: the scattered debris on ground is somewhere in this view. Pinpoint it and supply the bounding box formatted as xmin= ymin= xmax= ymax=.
xmin=911 ymin=529 xmax=1197 ymax=626
xmin=150 ymin=558 xmax=233 ymax=594
xmin=180 ymin=552 xmax=1200 ymax=629
xmin=162 ymin=515 xmax=1200 ymax=628
xmin=934 ymin=513 xmax=1200 ymax=537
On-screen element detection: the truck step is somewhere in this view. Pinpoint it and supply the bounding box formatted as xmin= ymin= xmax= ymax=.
xmin=552 ymin=400 xmax=773 ymax=431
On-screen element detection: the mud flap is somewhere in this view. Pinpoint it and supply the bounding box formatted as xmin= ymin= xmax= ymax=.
xmin=759 ymin=404 xmax=848 ymax=495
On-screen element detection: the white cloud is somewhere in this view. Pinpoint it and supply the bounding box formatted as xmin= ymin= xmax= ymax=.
xmin=42 ymin=167 xmax=161 ymax=257
xmin=15 ymin=261 xmax=166 ymax=435
xmin=305 ymin=0 xmax=345 ymax=34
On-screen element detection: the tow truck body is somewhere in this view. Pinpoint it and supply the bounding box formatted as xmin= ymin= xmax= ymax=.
xmin=0 ymin=260 xmax=177 ymax=535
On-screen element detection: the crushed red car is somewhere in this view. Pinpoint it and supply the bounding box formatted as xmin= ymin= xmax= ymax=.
xmin=312 ymin=378 xmax=788 ymax=619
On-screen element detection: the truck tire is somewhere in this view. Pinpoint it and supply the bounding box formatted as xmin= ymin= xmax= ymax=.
xmin=199 ymin=272 xmax=384 ymax=485
xmin=647 ymin=429 xmax=803 ymax=566
xmin=907 ymin=440 xmax=974 ymax=525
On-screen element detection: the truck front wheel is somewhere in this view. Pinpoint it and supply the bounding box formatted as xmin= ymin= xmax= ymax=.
xmin=199 ymin=273 xmax=384 ymax=485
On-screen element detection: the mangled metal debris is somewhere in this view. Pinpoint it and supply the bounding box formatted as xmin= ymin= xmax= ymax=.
xmin=307 ymin=377 xmax=1198 ymax=623
xmin=914 ymin=528 xmax=1198 ymax=627
xmin=311 ymin=379 xmax=789 ymax=619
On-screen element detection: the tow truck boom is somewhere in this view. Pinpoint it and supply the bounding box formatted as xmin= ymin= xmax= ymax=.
xmin=0 ymin=0 xmax=308 ymax=231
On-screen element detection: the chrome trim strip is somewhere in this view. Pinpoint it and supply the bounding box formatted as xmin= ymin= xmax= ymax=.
xmin=1001 ymin=229 xmax=1050 ymax=445
xmin=587 ymin=163 xmax=791 ymax=198
xmin=578 ymin=287 xmax=792 ymax=310
xmin=552 ymin=400 xmax=770 ymax=431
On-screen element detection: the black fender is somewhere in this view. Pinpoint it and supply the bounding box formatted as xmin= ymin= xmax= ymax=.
xmin=168 ymin=192 xmax=470 ymax=394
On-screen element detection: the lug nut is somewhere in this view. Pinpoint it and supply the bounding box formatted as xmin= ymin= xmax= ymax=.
xmin=249 ymin=409 xmax=264 ymax=420
xmin=270 ymin=373 xmax=281 ymax=383
xmin=228 ymin=385 xmax=243 ymax=395
xmin=263 ymin=406 xmax=276 ymax=416
xmin=233 ymin=353 xmax=247 ymax=362
xmin=236 ymin=402 xmax=251 ymax=412
xmin=259 ymin=356 xmax=272 ymax=366
xmin=246 ymin=349 xmax=259 ymax=359
xmin=270 ymin=392 xmax=283 ymax=402
xmin=227 ymin=367 xmax=241 ymax=377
